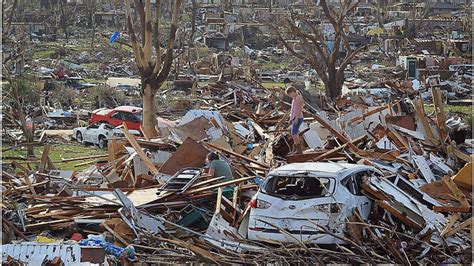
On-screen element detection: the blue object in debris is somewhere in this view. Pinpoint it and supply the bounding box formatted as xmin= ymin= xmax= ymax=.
xmin=109 ymin=32 xmax=119 ymax=43
xmin=253 ymin=176 xmax=262 ymax=186
xmin=247 ymin=143 xmax=254 ymax=150
xmin=79 ymin=238 xmax=135 ymax=259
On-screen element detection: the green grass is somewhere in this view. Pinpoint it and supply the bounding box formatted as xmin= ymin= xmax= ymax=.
xmin=260 ymin=60 xmax=291 ymax=71
xmin=3 ymin=142 xmax=107 ymax=172
xmin=261 ymin=82 xmax=286 ymax=89
xmin=424 ymin=104 xmax=472 ymax=117
xmin=33 ymin=50 xmax=56 ymax=59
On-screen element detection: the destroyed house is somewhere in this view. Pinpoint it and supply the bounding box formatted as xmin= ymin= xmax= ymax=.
xmin=10 ymin=22 xmax=50 ymax=36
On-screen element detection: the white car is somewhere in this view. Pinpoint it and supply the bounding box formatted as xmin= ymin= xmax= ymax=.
xmin=277 ymin=71 xmax=305 ymax=83
xmin=73 ymin=123 xmax=140 ymax=149
xmin=248 ymin=162 xmax=378 ymax=244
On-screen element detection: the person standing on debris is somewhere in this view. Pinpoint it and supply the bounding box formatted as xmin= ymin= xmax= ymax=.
xmin=286 ymin=86 xmax=304 ymax=154
xmin=206 ymin=152 xmax=233 ymax=182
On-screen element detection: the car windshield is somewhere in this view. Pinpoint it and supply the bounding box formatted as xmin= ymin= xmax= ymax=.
xmin=262 ymin=175 xmax=333 ymax=200
xmin=135 ymin=112 xmax=143 ymax=122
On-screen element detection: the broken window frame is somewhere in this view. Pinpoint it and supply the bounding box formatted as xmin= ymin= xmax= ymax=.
xmin=261 ymin=171 xmax=335 ymax=200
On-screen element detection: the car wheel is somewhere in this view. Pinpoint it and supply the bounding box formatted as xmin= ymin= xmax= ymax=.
xmin=76 ymin=132 xmax=83 ymax=143
xmin=98 ymin=136 xmax=108 ymax=149
xmin=284 ymin=78 xmax=290 ymax=83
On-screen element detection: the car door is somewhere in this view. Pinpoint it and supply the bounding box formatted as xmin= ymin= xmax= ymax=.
xmin=84 ymin=123 xmax=100 ymax=144
xmin=122 ymin=112 xmax=142 ymax=130
xmin=110 ymin=111 xmax=125 ymax=127
xmin=340 ymin=170 xmax=373 ymax=219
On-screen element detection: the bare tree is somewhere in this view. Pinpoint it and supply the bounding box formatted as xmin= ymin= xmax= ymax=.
xmin=371 ymin=0 xmax=388 ymax=28
xmin=406 ymin=1 xmax=432 ymax=38
xmin=272 ymin=0 xmax=365 ymax=99
xmin=125 ymin=0 xmax=182 ymax=137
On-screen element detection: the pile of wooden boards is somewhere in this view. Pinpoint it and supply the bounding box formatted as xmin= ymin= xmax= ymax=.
xmin=1 ymin=81 xmax=472 ymax=264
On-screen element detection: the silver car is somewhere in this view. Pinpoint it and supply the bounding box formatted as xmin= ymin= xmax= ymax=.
xmin=73 ymin=123 xmax=140 ymax=149
xmin=248 ymin=162 xmax=378 ymax=244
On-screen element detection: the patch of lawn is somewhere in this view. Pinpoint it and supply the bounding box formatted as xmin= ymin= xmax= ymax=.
xmin=423 ymin=104 xmax=472 ymax=117
xmin=33 ymin=50 xmax=56 ymax=59
xmin=262 ymin=82 xmax=286 ymax=89
xmin=3 ymin=142 xmax=107 ymax=172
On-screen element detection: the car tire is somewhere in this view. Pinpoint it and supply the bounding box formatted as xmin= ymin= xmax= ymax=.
xmin=98 ymin=136 xmax=108 ymax=149
xmin=76 ymin=132 xmax=83 ymax=143
xmin=284 ymin=78 xmax=290 ymax=83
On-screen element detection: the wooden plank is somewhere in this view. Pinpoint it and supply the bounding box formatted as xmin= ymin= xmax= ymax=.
xmin=412 ymin=98 xmax=438 ymax=145
xmin=451 ymin=146 xmax=473 ymax=162
xmin=348 ymin=104 xmax=392 ymax=124
xmin=159 ymin=138 xmax=209 ymax=176
xmin=122 ymin=123 xmax=159 ymax=176
xmin=205 ymin=142 xmax=269 ymax=169
xmin=215 ymin=187 xmax=223 ymax=214
xmin=376 ymin=200 xmax=423 ymax=231
xmin=442 ymin=176 xmax=470 ymax=208
xmin=443 ymin=217 xmax=471 ymax=238
xmin=140 ymin=125 xmax=150 ymax=141
xmin=432 ymin=87 xmax=448 ymax=146
xmin=313 ymin=135 xmax=366 ymax=161
xmin=38 ymin=144 xmax=51 ymax=173
xmin=251 ymin=120 xmax=269 ymax=139
xmin=311 ymin=114 xmax=358 ymax=150
xmin=187 ymin=176 xmax=255 ymax=194
xmin=102 ymin=223 xmax=130 ymax=246
xmin=23 ymin=175 xmax=36 ymax=195
xmin=433 ymin=206 xmax=471 ymax=213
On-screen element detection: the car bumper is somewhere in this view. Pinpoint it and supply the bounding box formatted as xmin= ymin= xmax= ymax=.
xmin=248 ymin=215 xmax=345 ymax=244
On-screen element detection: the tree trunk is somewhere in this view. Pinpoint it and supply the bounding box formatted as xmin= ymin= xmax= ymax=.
xmin=325 ymin=70 xmax=343 ymax=99
xmin=142 ymin=83 xmax=158 ymax=137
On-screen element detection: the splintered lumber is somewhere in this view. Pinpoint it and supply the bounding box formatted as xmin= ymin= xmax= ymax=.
xmin=375 ymin=200 xmax=423 ymax=231
xmin=451 ymin=162 xmax=472 ymax=189
xmin=38 ymin=144 xmax=51 ymax=173
xmin=412 ymin=98 xmax=438 ymax=145
xmin=348 ymin=104 xmax=392 ymax=124
xmin=443 ymin=217 xmax=472 ymax=238
xmin=205 ymin=142 xmax=269 ymax=169
xmin=312 ymin=135 xmax=366 ymax=162
xmin=122 ymin=123 xmax=159 ymax=176
xmin=102 ymin=223 xmax=130 ymax=246
xmin=432 ymin=87 xmax=448 ymax=145
xmin=311 ymin=114 xmax=358 ymax=150
xmin=186 ymin=176 xmax=255 ymax=194
xmin=140 ymin=125 xmax=151 ymax=140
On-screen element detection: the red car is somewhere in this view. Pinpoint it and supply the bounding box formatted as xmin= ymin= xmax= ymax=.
xmin=89 ymin=106 xmax=143 ymax=131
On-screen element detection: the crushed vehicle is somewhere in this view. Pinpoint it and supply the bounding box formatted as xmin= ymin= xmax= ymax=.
xmin=73 ymin=122 xmax=141 ymax=148
xmin=248 ymin=162 xmax=376 ymax=244
xmin=89 ymin=106 xmax=143 ymax=131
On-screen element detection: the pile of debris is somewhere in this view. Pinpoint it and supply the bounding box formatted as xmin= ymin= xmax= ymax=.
xmin=2 ymin=80 xmax=472 ymax=264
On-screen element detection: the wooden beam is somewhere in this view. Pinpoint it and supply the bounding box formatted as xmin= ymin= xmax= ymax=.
xmin=348 ymin=104 xmax=392 ymax=124
xmin=376 ymin=200 xmax=423 ymax=231
xmin=204 ymin=142 xmax=269 ymax=169
xmin=186 ymin=176 xmax=255 ymax=194
xmin=443 ymin=217 xmax=471 ymax=238
xmin=38 ymin=144 xmax=51 ymax=173
xmin=122 ymin=123 xmax=159 ymax=177
xmin=433 ymin=206 xmax=471 ymax=213
xmin=432 ymin=87 xmax=448 ymax=148
xmin=102 ymin=223 xmax=130 ymax=246
xmin=215 ymin=187 xmax=223 ymax=214
xmin=412 ymin=98 xmax=438 ymax=145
